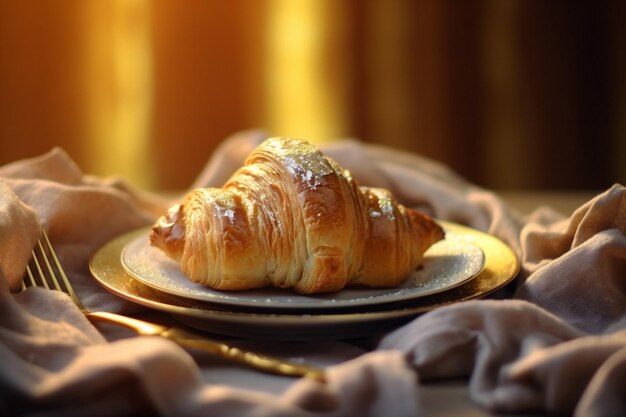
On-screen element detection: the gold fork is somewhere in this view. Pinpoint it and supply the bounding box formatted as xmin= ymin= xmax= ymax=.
xmin=20 ymin=229 xmax=326 ymax=382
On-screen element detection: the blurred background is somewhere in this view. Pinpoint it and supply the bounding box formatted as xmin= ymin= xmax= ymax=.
xmin=1 ymin=0 xmax=624 ymax=191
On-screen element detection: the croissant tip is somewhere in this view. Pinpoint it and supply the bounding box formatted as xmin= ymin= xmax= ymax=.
xmin=407 ymin=208 xmax=445 ymax=245
xmin=432 ymin=220 xmax=446 ymax=243
xmin=148 ymin=225 xmax=161 ymax=247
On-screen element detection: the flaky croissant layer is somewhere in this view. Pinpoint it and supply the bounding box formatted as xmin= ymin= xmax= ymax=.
xmin=150 ymin=137 xmax=444 ymax=294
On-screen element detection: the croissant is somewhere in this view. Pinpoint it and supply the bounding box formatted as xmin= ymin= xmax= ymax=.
xmin=150 ymin=137 xmax=444 ymax=294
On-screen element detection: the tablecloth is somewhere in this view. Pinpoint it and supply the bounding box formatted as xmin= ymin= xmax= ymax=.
xmin=1 ymin=130 xmax=625 ymax=416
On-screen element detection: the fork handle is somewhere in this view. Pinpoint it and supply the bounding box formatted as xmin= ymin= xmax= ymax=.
xmin=86 ymin=311 xmax=325 ymax=382
xmin=161 ymin=327 xmax=326 ymax=381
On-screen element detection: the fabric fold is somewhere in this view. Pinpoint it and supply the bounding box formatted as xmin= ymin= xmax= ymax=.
xmin=516 ymin=184 xmax=626 ymax=334
xmin=0 ymin=183 xmax=40 ymax=291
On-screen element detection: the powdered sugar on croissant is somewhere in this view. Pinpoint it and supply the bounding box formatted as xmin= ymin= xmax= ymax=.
xmin=150 ymin=137 xmax=444 ymax=294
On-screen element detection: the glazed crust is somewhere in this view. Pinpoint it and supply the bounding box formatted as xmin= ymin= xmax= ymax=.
xmin=150 ymin=137 xmax=444 ymax=294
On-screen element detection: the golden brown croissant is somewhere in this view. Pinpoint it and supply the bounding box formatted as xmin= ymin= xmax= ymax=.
xmin=150 ymin=137 xmax=444 ymax=294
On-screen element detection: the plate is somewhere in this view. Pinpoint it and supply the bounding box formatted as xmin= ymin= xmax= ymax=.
xmin=120 ymin=230 xmax=485 ymax=310
xmin=89 ymin=221 xmax=520 ymax=340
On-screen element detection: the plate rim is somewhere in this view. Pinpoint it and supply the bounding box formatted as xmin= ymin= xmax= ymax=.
xmin=119 ymin=229 xmax=486 ymax=310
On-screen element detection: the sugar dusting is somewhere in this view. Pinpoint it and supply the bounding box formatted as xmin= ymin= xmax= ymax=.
xmin=368 ymin=188 xmax=396 ymax=221
xmin=265 ymin=138 xmax=333 ymax=190
xmin=201 ymin=190 xmax=237 ymax=224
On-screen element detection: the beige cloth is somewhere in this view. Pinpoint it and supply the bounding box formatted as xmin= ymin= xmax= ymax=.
xmin=1 ymin=130 xmax=625 ymax=416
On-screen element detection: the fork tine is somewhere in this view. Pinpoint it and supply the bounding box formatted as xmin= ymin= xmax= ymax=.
xmin=24 ymin=260 xmax=39 ymax=288
xmin=28 ymin=246 xmax=49 ymax=289
xmin=21 ymin=229 xmax=86 ymax=311
xmin=36 ymin=237 xmax=63 ymax=291
xmin=38 ymin=229 xmax=85 ymax=310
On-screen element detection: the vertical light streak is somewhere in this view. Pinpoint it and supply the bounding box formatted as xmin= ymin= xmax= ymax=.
xmin=264 ymin=0 xmax=350 ymax=144
xmin=83 ymin=0 xmax=154 ymax=188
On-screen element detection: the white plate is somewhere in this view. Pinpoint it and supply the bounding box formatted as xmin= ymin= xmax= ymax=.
xmin=120 ymin=229 xmax=485 ymax=310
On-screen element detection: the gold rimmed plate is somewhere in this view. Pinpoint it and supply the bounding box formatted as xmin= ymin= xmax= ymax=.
xmin=89 ymin=221 xmax=519 ymax=340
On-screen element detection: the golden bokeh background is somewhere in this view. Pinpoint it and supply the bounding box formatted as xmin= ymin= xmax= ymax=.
xmin=1 ymin=1 xmax=624 ymax=191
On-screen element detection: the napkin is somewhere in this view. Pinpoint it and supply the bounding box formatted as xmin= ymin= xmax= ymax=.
xmin=0 ymin=130 xmax=624 ymax=416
